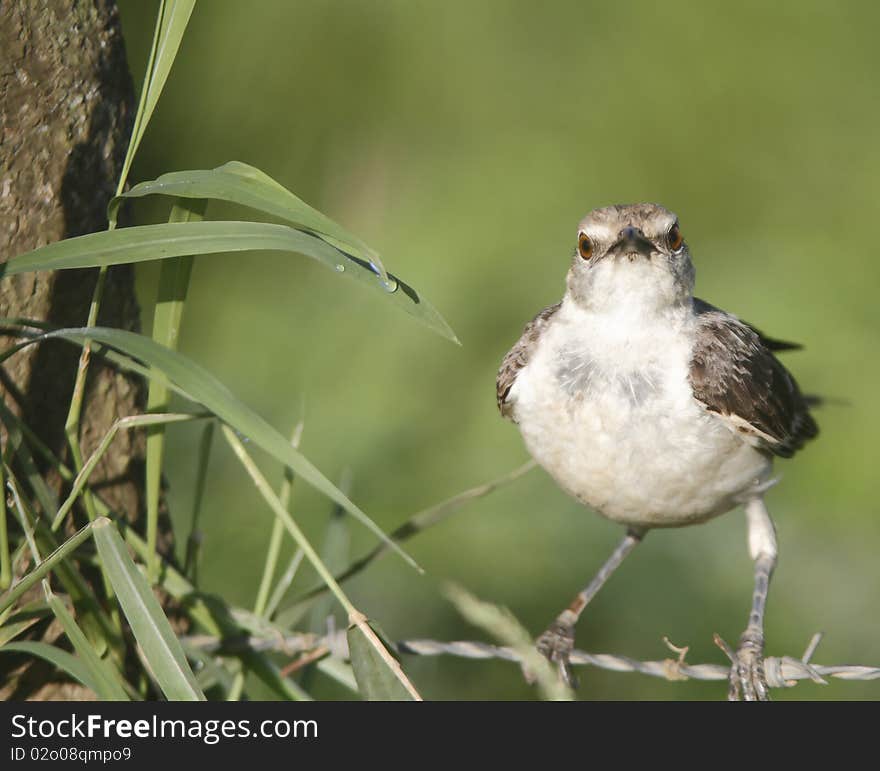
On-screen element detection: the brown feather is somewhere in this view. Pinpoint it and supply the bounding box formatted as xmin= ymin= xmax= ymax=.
xmin=689 ymin=299 xmax=818 ymax=458
xmin=496 ymin=303 xmax=561 ymax=420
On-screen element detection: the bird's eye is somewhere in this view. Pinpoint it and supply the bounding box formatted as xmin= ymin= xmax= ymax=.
xmin=667 ymin=223 xmax=683 ymax=252
xmin=577 ymin=232 xmax=593 ymax=260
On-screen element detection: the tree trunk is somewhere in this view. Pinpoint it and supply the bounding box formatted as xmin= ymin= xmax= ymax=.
xmin=0 ymin=0 xmax=156 ymax=699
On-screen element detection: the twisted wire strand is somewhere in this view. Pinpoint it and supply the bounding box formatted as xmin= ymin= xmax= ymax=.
xmin=182 ymin=629 xmax=880 ymax=688
xmin=395 ymin=637 xmax=880 ymax=688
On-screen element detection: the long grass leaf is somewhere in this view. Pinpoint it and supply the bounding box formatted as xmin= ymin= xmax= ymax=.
xmin=0 ymin=600 xmax=50 ymax=646
xmin=3 ymin=221 xmax=457 ymax=343
xmin=0 ymin=417 xmax=119 ymax=651
xmin=146 ymin=198 xmax=206 ymax=582
xmin=125 ymin=524 xmax=311 ymax=701
xmin=0 ymin=463 xmax=7 ymax=590
xmin=184 ymin=420 xmax=214 ymax=584
xmin=121 ymin=0 xmax=197 ymax=187
xmin=0 ymin=641 xmax=103 ymax=695
xmin=53 ymin=413 xmax=203 ymax=532
xmin=0 ymin=527 xmax=94 ymax=616
xmin=264 ymin=551 xmax=305 ymax=622
xmin=0 ymin=408 xmax=59 ymax=523
xmin=444 ymin=584 xmax=573 ymax=701
xmin=32 ymin=529 xmax=117 ymax=656
xmin=347 ymin=613 xmax=421 ymax=701
xmin=308 ymin=475 xmax=351 ymax=635
xmin=45 ymin=589 xmax=130 ymax=700
xmin=92 ymin=518 xmax=204 ymax=701
xmin=254 ymin=422 xmax=302 ymax=618
xmin=110 ymin=161 xmax=386 ymax=280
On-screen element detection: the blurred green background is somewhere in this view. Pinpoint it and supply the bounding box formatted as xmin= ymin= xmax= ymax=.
xmin=115 ymin=0 xmax=879 ymax=699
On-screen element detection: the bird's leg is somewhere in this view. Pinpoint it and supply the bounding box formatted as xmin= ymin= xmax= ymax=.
xmin=536 ymin=529 xmax=643 ymax=687
xmin=729 ymin=497 xmax=777 ymax=701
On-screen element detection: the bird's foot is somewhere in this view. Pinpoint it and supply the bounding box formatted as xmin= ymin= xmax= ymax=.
xmin=722 ymin=633 xmax=770 ymax=701
xmin=536 ymin=618 xmax=578 ymax=688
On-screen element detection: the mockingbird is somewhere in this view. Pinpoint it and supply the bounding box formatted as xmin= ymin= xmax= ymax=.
xmin=496 ymin=203 xmax=818 ymax=700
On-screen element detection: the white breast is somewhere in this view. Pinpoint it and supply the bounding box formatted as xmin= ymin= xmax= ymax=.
xmin=507 ymin=301 xmax=771 ymax=528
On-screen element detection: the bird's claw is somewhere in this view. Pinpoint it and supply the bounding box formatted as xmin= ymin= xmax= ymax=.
xmin=727 ymin=636 xmax=770 ymax=702
xmin=536 ymin=619 xmax=578 ymax=688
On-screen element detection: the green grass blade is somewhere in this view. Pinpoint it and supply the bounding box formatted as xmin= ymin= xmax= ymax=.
xmin=347 ymin=614 xmax=421 ymax=701
xmin=6 ymin=471 xmax=40 ymax=562
xmin=92 ymin=518 xmax=204 ymax=701
xmin=264 ymin=551 xmax=305 ymax=622
xmin=0 ymin=416 xmax=120 ymax=652
xmin=226 ymin=669 xmax=245 ymax=702
xmin=0 ymin=402 xmax=71 ymax=486
xmin=124 ymin=523 xmax=312 ymax=701
xmin=0 ymin=596 xmax=45 ymax=636
xmin=120 ymin=0 xmax=197 ymax=191
xmin=3 ymin=221 xmax=457 ymax=343
xmin=0 ymin=641 xmax=105 ymax=696
xmin=110 ymin=161 xmax=387 ymax=280
xmin=123 ymin=523 xmax=226 ymax=639
xmin=0 ymin=405 xmax=59 ymax=523
xmin=147 ymin=0 xmax=198 ymax=130
xmin=7 ymin=498 xmax=118 ymax=655
xmin=45 ymin=589 xmax=131 ymax=700
xmin=0 ymin=599 xmax=50 ymax=645
xmin=52 ymin=413 xmax=203 ymax=532
xmin=31 ymin=530 xmax=118 ymax=657
xmin=254 ymin=422 xmax=302 ymax=618
xmin=184 ymin=420 xmax=214 ymax=584
xmin=146 ymin=198 xmax=206 ymax=582
xmin=444 ymin=584 xmax=574 ymax=701
xmin=308 ymin=476 xmax=351 ymax=634
xmin=0 ymin=463 xmax=8 ymax=590
xmin=42 ymin=327 xmax=419 ymax=571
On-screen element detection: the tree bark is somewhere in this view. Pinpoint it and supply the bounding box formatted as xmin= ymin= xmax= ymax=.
xmin=0 ymin=0 xmax=154 ymax=699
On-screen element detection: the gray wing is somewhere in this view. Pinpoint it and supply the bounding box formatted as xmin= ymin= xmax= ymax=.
xmin=689 ymin=299 xmax=818 ymax=458
xmin=496 ymin=302 xmax=561 ymax=420
xmin=693 ymin=297 xmax=801 ymax=352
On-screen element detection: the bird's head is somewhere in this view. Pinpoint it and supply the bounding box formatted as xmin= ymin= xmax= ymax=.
xmin=565 ymin=203 xmax=695 ymax=315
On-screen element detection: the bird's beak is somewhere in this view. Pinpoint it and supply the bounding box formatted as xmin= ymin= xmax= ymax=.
xmin=610 ymin=226 xmax=654 ymax=260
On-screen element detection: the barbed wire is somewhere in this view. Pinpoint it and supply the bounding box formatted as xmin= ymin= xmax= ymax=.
xmin=182 ymin=627 xmax=880 ymax=691
xmin=395 ymin=633 xmax=880 ymax=689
